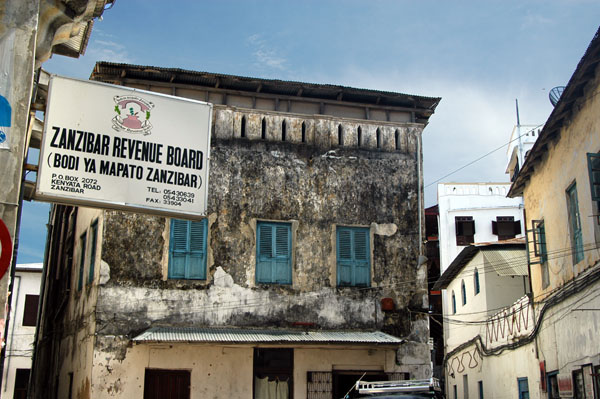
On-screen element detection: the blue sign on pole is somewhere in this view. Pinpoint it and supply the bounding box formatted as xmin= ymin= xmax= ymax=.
xmin=0 ymin=94 xmax=11 ymax=149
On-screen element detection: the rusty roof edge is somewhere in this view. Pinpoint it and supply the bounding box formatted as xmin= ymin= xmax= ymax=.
xmin=508 ymin=26 xmax=600 ymax=197
xmin=90 ymin=61 xmax=441 ymax=111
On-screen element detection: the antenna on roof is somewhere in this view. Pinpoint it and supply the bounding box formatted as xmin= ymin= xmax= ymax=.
xmin=549 ymin=86 xmax=565 ymax=107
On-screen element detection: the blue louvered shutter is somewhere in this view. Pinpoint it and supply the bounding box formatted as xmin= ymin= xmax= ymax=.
xmin=337 ymin=227 xmax=370 ymax=287
xmin=353 ymin=229 xmax=370 ymax=287
xmin=337 ymin=229 xmax=353 ymax=286
xmin=256 ymin=222 xmax=291 ymax=284
xmin=169 ymin=219 xmax=207 ymax=279
xmin=188 ymin=220 xmax=207 ymax=279
xmin=588 ymin=153 xmax=600 ymax=201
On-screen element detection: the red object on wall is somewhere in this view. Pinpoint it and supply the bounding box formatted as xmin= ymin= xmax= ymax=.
xmin=381 ymin=297 xmax=395 ymax=311
xmin=540 ymin=361 xmax=546 ymax=391
xmin=0 ymin=218 xmax=13 ymax=280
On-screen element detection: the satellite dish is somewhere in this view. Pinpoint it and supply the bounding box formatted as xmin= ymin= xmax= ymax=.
xmin=549 ymin=86 xmax=565 ymax=107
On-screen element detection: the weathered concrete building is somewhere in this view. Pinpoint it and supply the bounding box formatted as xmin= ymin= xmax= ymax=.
xmin=32 ymin=62 xmax=440 ymax=398
xmin=508 ymin=27 xmax=600 ymax=399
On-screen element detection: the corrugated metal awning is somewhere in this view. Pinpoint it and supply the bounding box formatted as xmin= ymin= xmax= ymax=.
xmin=482 ymin=248 xmax=528 ymax=276
xmin=132 ymin=327 xmax=404 ymax=346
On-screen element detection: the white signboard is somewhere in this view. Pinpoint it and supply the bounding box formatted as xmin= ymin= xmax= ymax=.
xmin=36 ymin=75 xmax=212 ymax=218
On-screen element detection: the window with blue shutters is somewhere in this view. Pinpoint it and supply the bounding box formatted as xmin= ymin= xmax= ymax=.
xmin=566 ymin=183 xmax=584 ymax=264
xmin=587 ymin=152 xmax=600 ymax=218
xmin=256 ymin=222 xmax=292 ymax=284
xmin=169 ymin=219 xmax=207 ymax=280
xmin=336 ymin=226 xmax=370 ymax=287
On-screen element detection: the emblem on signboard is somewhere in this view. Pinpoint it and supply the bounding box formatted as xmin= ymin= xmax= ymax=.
xmin=112 ymin=95 xmax=155 ymax=135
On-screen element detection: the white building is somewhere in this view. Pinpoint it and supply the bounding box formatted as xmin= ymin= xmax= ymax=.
xmin=433 ymin=241 xmax=538 ymax=399
xmin=1 ymin=263 xmax=42 ymax=399
xmin=437 ymin=182 xmax=525 ymax=274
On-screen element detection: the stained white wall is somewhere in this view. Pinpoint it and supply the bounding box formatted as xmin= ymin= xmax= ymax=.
xmin=1 ymin=264 xmax=42 ymax=398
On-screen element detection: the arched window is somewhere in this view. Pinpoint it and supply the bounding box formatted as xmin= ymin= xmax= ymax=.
xmin=338 ymin=124 xmax=343 ymax=146
xmin=357 ymin=126 xmax=362 ymax=147
xmin=376 ymin=128 xmax=381 ymax=149
xmin=282 ymin=119 xmax=287 ymax=141
xmin=301 ymin=122 xmax=306 ymax=143
xmin=451 ymin=291 xmax=456 ymax=314
xmin=395 ymin=129 xmax=400 ymax=150
xmin=461 ymin=280 xmax=467 ymax=305
xmin=241 ymin=116 xmax=246 ymax=138
xmin=261 ymin=118 xmax=267 ymax=140
xmin=474 ymin=268 xmax=480 ymax=295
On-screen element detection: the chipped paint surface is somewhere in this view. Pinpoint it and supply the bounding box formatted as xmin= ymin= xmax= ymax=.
xmin=36 ymin=78 xmax=437 ymax=397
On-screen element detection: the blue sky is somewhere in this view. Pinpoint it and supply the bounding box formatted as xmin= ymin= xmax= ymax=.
xmin=17 ymin=0 xmax=600 ymax=263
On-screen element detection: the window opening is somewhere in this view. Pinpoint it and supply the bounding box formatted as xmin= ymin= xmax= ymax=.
xmin=88 ymin=219 xmax=98 ymax=283
xmin=282 ymin=119 xmax=287 ymax=141
xmin=77 ymin=232 xmax=87 ymax=291
xmin=566 ymin=183 xmax=584 ymax=264
xmin=451 ymin=291 xmax=456 ymax=314
xmin=463 ymin=374 xmax=469 ymax=399
xmin=22 ymin=294 xmax=39 ymax=327
xmin=254 ymin=348 xmax=293 ymax=399
xmin=256 ymin=222 xmax=292 ymax=284
xmin=357 ymin=126 xmax=362 ymax=147
xmin=376 ymin=128 xmax=381 ymax=149
xmin=261 ymin=118 xmax=266 ymax=140
xmin=478 ymin=380 xmax=483 ymax=399
xmin=474 ymin=268 xmax=480 ymax=295
xmin=518 ymin=377 xmax=530 ymax=399
xmin=144 ymin=369 xmax=190 ymax=399
xmin=169 ymin=219 xmax=207 ymax=280
xmin=461 ymin=280 xmax=467 ymax=306
xmin=532 ymin=220 xmax=549 ymax=288
xmin=587 ymin=153 xmax=600 ymax=219
xmin=338 ymin=124 xmax=343 ymax=146
xmin=455 ymin=216 xmax=475 ymax=246
xmin=492 ymin=216 xmax=521 ymax=240
xmin=241 ymin=115 xmax=247 ymax=138
xmin=395 ymin=129 xmax=400 ymax=150
xmin=301 ymin=122 xmax=306 ymax=143
xmin=337 ymin=226 xmax=370 ymax=287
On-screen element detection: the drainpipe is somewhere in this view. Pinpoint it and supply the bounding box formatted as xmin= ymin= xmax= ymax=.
xmin=417 ymin=131 xmax=423 ymax=257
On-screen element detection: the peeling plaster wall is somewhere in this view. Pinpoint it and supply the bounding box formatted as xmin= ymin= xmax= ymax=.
xmin=90 ymin=341 xmax=403 ymax=398
xmin=93 ymin=106 xmax=431 ymax=377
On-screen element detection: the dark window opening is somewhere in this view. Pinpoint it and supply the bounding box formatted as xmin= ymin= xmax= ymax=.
xmin=301 ymin=122 xmax=306 ymax=143
xmin=14 ymin=368 xmax=30 ymax=399
xmin=474 ymin=268 xmax=480 ymax=295
xmin=455 ymin=216 xmax=475 ymax=246
xmin=357 ymin=126 xmax=362 ymax=147
xmin=461 ymin=280 xmax=467 ymax=306
xmin=376 ymin=128 xmax=381 ymax=149
xmin=144 ymin=369 xmax=190 ymax=399
xmin=22 ymin=294 xmax=39 ymax=327
xmin=241 ymin=116 xmax=247 ymax=138
xmin=77 ymin=232 xmax=86 ymax=291
xmin=88 ymin=219 xmax=98 ymax=284
xmin=338 ymin=124 xmax=343 ymax=146
xmin=67 ymin=372 xmax=73 ymax=399
xmin=282 ymin=120 xmax=287 ymax=141
xmin=261 ymin=118 xmax=266 ymax=140
xmin=395 ymin=129 xmax=400 ymax=150
xmin=492 ymin=216 xmax=521 ymax=240
xmin=254 ymin=348 xmax=293 ymax=399
xmin=451 ymin=291 xmax=456 ymax=314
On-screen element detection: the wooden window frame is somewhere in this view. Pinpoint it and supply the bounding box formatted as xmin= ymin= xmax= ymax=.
xmin=456 ymin=216 xmax=475 ymax=246
xmin=256 ymin=221 xmax=292 ymax=285
xmin=168 ymin=218 xmax=208 ymax=280
xmin=336 ymin=226 xmax=371 ymax=287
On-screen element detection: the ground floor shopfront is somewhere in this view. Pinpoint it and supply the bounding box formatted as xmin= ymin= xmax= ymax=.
xmin=57 ymin=328 xmax=412 ymax=398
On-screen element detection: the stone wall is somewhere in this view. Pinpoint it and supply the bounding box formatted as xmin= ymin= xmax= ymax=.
xmin=96 ymin=105 xmax=427 ymax=349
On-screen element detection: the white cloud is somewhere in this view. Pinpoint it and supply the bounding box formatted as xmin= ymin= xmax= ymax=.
xmin=321 ymin=66 xmax=554 ymax=206
xmin=87 ymin=39 xmax=133 ymax=64
xmin=246 ymin=33 xmax=287 ymax=71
